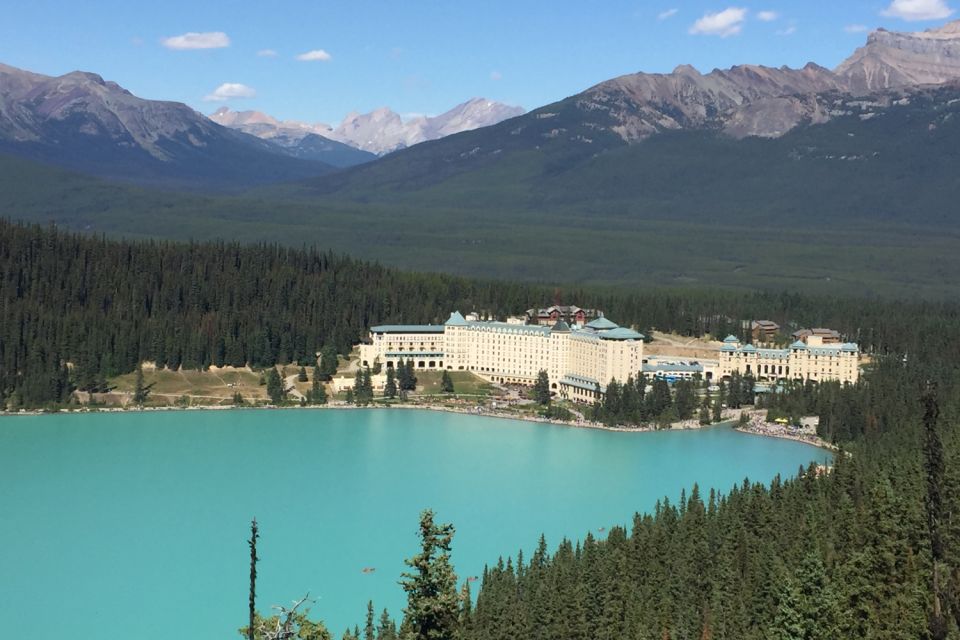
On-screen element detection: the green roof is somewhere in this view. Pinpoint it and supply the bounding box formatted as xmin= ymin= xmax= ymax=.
xmin=559 ymin=374 xmax=605 ymax=393
xmin=445 ymin=311 xmax=468 ymax=326
xmin=586 ymin=316 xmax=618 ymax=330
xmin=598 ymin=327 xmax=644 ymax=340
xmin=371 ymin=325 xmax=445 ymax=334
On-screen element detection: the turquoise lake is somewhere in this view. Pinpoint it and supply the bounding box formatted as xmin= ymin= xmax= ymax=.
xmin=0 ymin=409 xmax=830 ymax=639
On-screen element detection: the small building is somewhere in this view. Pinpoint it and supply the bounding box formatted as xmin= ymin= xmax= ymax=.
xmin=642 ymin=357 xmax=719 ymax=382
xmin=792 ymin=328 xmax=842 ymax=344
xmin=749 ymin=320 xmax=780 ymax=343
xmin=526 ymin=305 xmax=601 ymax=326
xmin=332 ymin=374 xmax=387 ymax=393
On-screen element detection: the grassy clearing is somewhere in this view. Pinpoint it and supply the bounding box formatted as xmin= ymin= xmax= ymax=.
xmin=414 ymin=371 xmax=497 ymax=397
xmin=110 ymin=366 xmax=267 ymax=406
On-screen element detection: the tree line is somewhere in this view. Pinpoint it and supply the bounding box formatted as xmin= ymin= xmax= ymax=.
xmin=3 ymin=220 xmax=958 ymax=409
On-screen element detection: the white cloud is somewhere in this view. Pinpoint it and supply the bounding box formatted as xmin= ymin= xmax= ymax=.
xmin=203 ymin=83 xmax=256 ymax=102
xmin=757 ymin=10 xmax=779 ymax=21
xmin=296 ymin=49 xmax=332 ymax=62
xmin=490 ymin=70 xmax=503 ymax=81
xmin=881 ymin=0 xmax=954 ymax=21
xmin=845 ymin=24 xmax=870 ymax=32
xmin=658 ymin=8 xmax=679 ymax=20
xmin=776 ymin=25 xmax=797 ymax=35
xmin=257 ymin=49 xmax=278 ymax=57
xmin=162 ymin=31 xmax=230 ymax=50
xmin=689 ymin=7 xmax=748 ymax=37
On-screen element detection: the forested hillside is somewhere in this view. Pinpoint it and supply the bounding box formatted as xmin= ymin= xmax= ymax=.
xmin=460 ymin=351 xmax=960 ymax=640
xmin=2 ymin=220 xmax=958 ymax=409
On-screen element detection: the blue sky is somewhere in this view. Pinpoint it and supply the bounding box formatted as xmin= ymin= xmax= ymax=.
xmin=0 ymin=0 xmax=956 ymax=124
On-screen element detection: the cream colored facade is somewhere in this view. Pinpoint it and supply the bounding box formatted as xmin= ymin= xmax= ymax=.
xmin=718 ymin=335 xmax=859 ymax=384
xmin=359 ymin=312 xmax=645 ymax=401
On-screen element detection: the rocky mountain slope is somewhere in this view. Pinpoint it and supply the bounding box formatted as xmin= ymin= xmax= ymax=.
xmin=0 ymin=63 xmax=333 ymax=189
xmin=213 ymin=98 xmax=525 ymax=156
xmin=837 ymin=20 xmax=960 ymax=92
xmin=292 ymin=19 xmax=960 ymax=199
xmin=566 ymin=20 xmax=960 ymax=144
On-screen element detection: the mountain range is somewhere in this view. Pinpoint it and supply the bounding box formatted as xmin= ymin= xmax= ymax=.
xmin=210 ymin=98 xmax=526 ymax=156
xmin=2 ymin=20 xmax=960 ymax=295
xmin=0 ymin=63 xmax=336 ymax=189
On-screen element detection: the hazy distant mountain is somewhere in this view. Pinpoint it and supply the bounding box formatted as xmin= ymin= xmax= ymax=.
xmin=331 ymin=98 xmax=525 ymax=154
xmin=208 ymin=107 xmax=375 ymax=167
xmin=836 ymin=21 xmax=960 ymax=92
xmin=213 ymin=98 xmax=525 ymax=156
xmin=0 ymin=63 xmax=333 ymax=189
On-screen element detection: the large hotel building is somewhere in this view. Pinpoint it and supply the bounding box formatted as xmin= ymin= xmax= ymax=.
xmin=359 ymin=312 xmax=645 ymax=402
xmin=358 ymin=312 xmax=861 ymax=401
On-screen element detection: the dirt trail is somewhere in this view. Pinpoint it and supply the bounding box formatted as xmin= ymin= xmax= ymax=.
xmin=284 ymin=374 xmax=305 ymax=401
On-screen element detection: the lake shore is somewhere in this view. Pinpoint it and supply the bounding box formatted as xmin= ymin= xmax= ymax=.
xmin=2 ymin=399 xmax=735 ymax=436
xmin=0 ymin=400 xmax=834 ymax=450
xmin=0 ymin=400 xmax=656 ymax=434
xmin=733 ymin=409 xmax=836 ymax=451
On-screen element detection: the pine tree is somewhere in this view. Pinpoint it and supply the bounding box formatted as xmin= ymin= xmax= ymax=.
xmin=364 ymin=601 xmax=375 ymax=640
xmin=441 ymin=370 xmax=454 ymax=394
xmin=266 ymin=367 xmax=284 ymax=404
xmin=402 ymin=360 xmax=418 ymax=392
xmin=377 ymin=608 xmax=397 ymax=640
xmin=310 ymin=376 xmax=328 ymax=405
xmin=533 ymin=370 xmax=551 ymax=405
xmin=132 ymin=364 xmax=150 ymax=406
xmin=923 ymin=388 xmax=949 ymax=639
xmin=353 ymin=370 xmax=367 ymax=406
xmin=384 ymin=367 xmax=398 ymax=399
xmin=298 ymin=366 xmax=308 ymax=382
xmin=247 ymin=518 xmax=259 ymax=640
xmin=400 ymin=510 xmax=460 ymax=640
xmin=699 ymin=395 xmax=711 ymax=425
xmin=319 ymin=346 xmax=339 ymax=381
xmin=674 ymin=379 xmax=696 ymax=420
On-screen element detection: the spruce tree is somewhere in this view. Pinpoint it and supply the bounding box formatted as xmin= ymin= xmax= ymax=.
xmin=364 ymin=601 xmax=375 ymax=640
xmin=533 ymin=370 xmax=551 ymax=405
xmin=319 ymin=347 xmax=339 ymax=381
xmin=132 ymin=364 xmax=150 ymax=406
xmin=377 ymin=608 xmax=397 ymax=640
xmin=298 ymin=366 xmax=308 ymax=382
xmin=674 ymin=379 xmax=696 ymax=420
xmin=247 ymin=518 xmax=259 ymax=640
xmin=699 ymin=395 xmax=711 ymax=425
xmin=400 ymin=510 xmax=460 ymax=640
xmin=441 ymin=370 xmax=454 ymax=394
xmin=384 ymin=367 xmax=398 ymax=399
xmin=266 ymin=367 xmax=284 ymax=404
xmin=311 ymin=376 xmax=328 ymax=405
